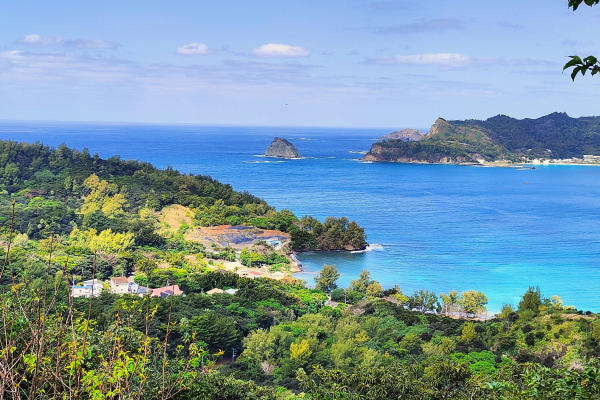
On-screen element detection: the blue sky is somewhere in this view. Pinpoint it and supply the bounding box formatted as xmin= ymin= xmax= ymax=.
xmin=1 ymin=0 xmax=598 ymax=128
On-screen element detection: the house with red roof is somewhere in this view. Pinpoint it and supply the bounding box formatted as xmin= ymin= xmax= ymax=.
xmin=151 ymin=284 xmax=183 ymax=299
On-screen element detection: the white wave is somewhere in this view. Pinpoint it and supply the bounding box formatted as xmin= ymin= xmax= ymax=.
xmin=351 ymin=244 xmax=384 ymax=253
xmin=243 ymin=160 xmax=288 ymax=164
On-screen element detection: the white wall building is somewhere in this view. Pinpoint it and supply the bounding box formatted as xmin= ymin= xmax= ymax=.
xmin=110 ymin=277 xmax=129 ymax=294
xmin=71 ymin=279 xmax=103 ymax=298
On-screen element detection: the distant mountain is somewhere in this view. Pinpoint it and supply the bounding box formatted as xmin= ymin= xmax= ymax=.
xmin=363 ymin=112 xmax=600 ymax=163
xmin=378 ymin=128 xmax=425 ymax=141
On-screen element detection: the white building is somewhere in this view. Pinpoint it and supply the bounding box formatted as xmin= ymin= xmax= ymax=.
xmin=110 ymin=277 xmax=129 ymax=294
xmin=71 ymin=279 xmax=103 ymax=298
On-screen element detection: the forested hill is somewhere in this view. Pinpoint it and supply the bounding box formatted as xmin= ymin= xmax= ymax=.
xmin=0 ymin=140 xmax=367 ymax=251
xmin=363 ymin=112 xmax=600 ymax=163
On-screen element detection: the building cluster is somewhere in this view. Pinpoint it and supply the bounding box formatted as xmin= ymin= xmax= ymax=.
xmin=71 ymin=265 xmax=289 ymax=299
xmin=70 ymin=276 xmax=183 ymax=299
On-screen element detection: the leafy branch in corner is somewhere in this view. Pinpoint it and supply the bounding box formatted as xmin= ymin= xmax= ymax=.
xmin=563 ymin=0 xmax=600 ymax=80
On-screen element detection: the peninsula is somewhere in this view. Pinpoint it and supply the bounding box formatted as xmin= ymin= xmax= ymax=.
xmin=265 ymin=137 xmax=301 ymax=158
xmin=363 ymin=112 xmax=600 ymax=164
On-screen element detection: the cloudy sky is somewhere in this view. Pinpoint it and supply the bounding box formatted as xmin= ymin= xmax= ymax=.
xmin=1 ymin=0 xmax=598 ymax=128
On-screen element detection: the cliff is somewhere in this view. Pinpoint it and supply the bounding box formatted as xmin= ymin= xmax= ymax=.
xmin=363 ymin=113 xmax=600 ymax=163
xmin=265 ymin=137 xmax=301 ymax=158
xmin=378 ymin=128 xmax=425 ymax=141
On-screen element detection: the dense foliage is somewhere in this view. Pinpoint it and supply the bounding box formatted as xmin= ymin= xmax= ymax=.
xmin=1 ymin=140 xmax=599 ymax=399
xmin=0 ymin=140 xmax=366 ymax=253
xmin=367 ymin=112 xmax=600 ymax=163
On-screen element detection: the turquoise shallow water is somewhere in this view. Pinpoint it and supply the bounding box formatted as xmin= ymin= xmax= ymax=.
xmin=1 ymin=121 xmax=599 ymax=313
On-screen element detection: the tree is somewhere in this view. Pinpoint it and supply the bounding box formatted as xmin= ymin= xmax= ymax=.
xmin=365 ymin=281 xmax=383 ymax=299
xmin=136 ymin=257 xmax=158 ymax=275
xmin=314 ymin=264 xmax=340 ymax=293
xmin=183 ymin=312 xmax=241 ymax=352
xmin=407 ymin=289 xmax=439 ymax=313
xmin=518 ymin=286 xmax=543 ymax=315
xmin=563 ymin=0 xmax=600 ymax=79
xmin=440 ymin=290 xmax=460 ymax=316
xmin=349 ymin=269 xmax=371 ymax=293
xmin=459 ymin=290 xmax=488 ymax=317
xmin=460 ymin=322 xmax=476 ymax=343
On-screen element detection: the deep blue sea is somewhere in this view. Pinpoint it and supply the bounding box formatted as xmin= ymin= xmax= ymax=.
xmin=1 ymin=120 xmax=600 ymax=313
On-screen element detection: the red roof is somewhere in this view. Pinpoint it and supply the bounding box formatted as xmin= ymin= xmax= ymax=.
xmin=248 ymin=271 xmax=262 ymax=276
xmin=111 ymin=277 xmax=129 ymax=285
xmin=151 ymin=284 xmax=183 ymax=298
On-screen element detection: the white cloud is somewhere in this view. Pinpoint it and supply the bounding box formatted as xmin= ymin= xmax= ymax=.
xmin=65 ymin=39 xmax=121 ymax=49
xmin=174 ymin=43 xmax=214 ymax=55
xmin=368 ymin=53 xmax=550 ymax=69
xmin=16 ymin=34 xmax=64 ymax=47
xmin=15 ymin=34 xmax=120 ymax=50
xmin=373 ymin=53 xmax=478 ymax=67
xmin=250 ymin=44 xmax=310 ymax=58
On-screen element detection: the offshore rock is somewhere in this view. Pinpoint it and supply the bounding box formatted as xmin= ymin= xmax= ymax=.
xmin=265 ymin=137 xmax=301 ymax=158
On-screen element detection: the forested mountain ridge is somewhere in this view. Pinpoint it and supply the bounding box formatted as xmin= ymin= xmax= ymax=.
xmin=363 ymin=112 xmax=600 ymax=163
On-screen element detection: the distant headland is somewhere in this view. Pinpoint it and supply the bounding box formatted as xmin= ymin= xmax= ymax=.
xmin=363 ymin=112 xmax=600 ymax=165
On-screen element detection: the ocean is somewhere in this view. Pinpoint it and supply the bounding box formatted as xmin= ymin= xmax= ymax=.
xmin=1 ymin=120 xmax=600 ymax=313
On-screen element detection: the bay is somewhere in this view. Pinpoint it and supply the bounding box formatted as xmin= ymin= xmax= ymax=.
xmin=1 ymin=120 xmax=599 ymax=313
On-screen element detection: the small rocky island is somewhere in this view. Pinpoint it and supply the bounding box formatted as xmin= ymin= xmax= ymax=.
xmin=265 ymin=137 xmax=301 ymax=158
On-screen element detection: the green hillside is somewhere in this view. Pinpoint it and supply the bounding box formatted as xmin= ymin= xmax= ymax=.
xmin=364 ymin=112 xmax=600 ymax=163
xmin=1 ymin=140 xmax=600 ymax=399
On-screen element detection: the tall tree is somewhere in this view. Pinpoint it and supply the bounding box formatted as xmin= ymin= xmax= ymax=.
xmin=518 ymin=286 xmax=543 ymax=315
xmin=408 ymin=289 xmax=439 ymax=313
xmin=459 ymin=290 xmax=489 ymax=317
xmin=349 ymin=269 xmax=372 ymax=293
xmin=314 ymin=264 xmax=340 ymax=293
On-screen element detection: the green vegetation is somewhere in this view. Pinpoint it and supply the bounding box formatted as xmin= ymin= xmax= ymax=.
xmin=1 ymin=140 xmax=599 ymax=398
xmin=365 ymin=112 xmax=600 ymax=163
xmin=564 ymin=0 xmax=600 ymax=80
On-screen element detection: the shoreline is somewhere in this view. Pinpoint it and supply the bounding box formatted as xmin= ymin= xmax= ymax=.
xmin=359 ymin=159 xmax=600 ymax=168
xmin=289 ymin=244 xmax=370 ymax=274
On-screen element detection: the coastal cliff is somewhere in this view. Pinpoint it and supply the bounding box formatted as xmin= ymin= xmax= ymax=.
xmin=378 ymin=128 xmax=425 ymax=141
xmin=363 ymin=112 xmax=600 ymax=164
xmin=265 ymin=137 xmax=301 ymax=158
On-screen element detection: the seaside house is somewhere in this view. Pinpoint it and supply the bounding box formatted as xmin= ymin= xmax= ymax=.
xmin=151 ymin=284 xmax=183 ymax=299
xmin=235 ymin=269 xmax=252 ymax=278
xmin=110 ymin=277 xmax=129 ymax=294
xmin=72 ymin=279 xmax=103 ymax=298
xmin=206 ymin=288 xmax=224 ymax=295
xmin=267 ymin=271 xmax=285 ymax=280
xmin=127 ymin=276 xmax=140 ymax=294
xmin=247 ymin=270 xmax=263 ymax=279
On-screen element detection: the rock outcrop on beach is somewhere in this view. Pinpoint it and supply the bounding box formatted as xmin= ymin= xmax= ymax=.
xmin=378 ymin=128 xmax=425 ymax=141
xmin=265 ymin=137 xmax=301 ymax=158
